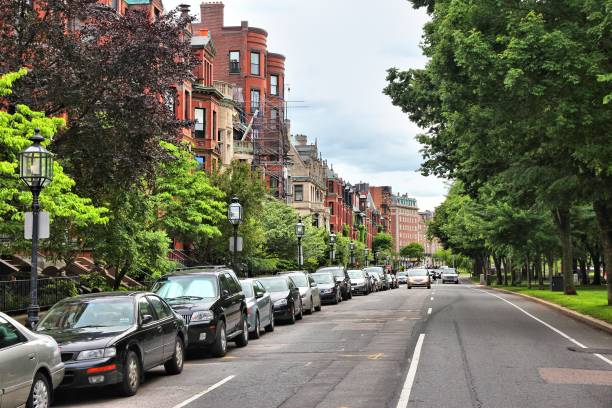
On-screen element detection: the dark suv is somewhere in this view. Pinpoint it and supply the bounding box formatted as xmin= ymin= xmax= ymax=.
xmin=153 ymin=266 xmax=248 ymax=357
xmin=315 ymin=267 xmax=352 ymax=300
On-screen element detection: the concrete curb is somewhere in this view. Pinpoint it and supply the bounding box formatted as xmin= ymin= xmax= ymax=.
xmin=478 ymin=285 xmax=612 ymax=335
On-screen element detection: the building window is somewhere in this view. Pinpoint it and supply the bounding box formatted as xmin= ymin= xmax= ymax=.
xmin=250 ymin=51 xmax=260 ymax=76
xmin=229 ymin=51 xmax=240 ymax=73
xmin=195 ymin=156 xmax=205 ymax=170
xmin=184 ymin=91 xmax=191 ymax=121
xmin=165 ymin=90 xmax=175 ymax=116
xmin=294 ymin=184 xmax=303 ymax=202
xmin=270 ymin=108 xmax=278 ymax=128
xmin=270 ymin=74 xmax=279 ymax=96
xmin=194 ymin=107 xmax=206 ymax=138
xmin=328 ymin=181 xmax=333 ymax=193
xmin=250 ymin=89 xmax=260 ymax=113
xmin=111 ymin=0 xmax=119 ymax=10
xmin=218 ymin=129 xmax=223 ymax=142
xmin=329 ymin=205 xmax=334 ymax=215
xmin=270 ymin=177 xmax=279 ymax=197
xmin=213 ymin=111 xmax=217 ymax=141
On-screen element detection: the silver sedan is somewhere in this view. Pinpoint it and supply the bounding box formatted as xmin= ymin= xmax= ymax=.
xmin=0 ymin=312 xmax=64 ymax=408
xmin=240 ymin=279 xmax=275 ymax=339
xmin=281 ymin=272 xmax=321 ymax=314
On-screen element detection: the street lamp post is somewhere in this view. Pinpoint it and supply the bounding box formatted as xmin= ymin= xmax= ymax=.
xmin=364 ymin=248 xmax=369 ymax=267
xmin=329 ymin=232 xmax=336 ymax=264
xmin=349 ymin=241 xmax=356 ymax=266
xmin=228 ymin=197 xmax=243 ymax=274
xmin=19 ymin=129 xmax=53 ymax=329
xmin=375 ymin=251 xmax=380 ymax=266
xmin=295 ymin=218 xmax=305 ymax=268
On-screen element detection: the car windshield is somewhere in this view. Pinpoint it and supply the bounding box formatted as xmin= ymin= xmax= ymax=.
xmin=154 ymin=275 xmax=218 ymax=300
xmin=348 ymin=270 xmax=363 ymax=278
xmin=38 ymin=298 xmax=134 ymax=331
xmin=312 ymin=273 xmax=334 ymax=284
xmin=443 ymin=271 xmax=458 ymax=276
xmin=398 ymin=271 xmax=409 ymax=276
xmin=240 ymin=281 xmax=254 ymax=297
xmin=288 ymin=274 xmax=308 ymax=287
xmin=259 ymin=278 xmax=289 ymax=292
xmin=318 ymin=267 xmax=345 ymax=278
xmin=408 ymin=269 xmax=428 ymax=277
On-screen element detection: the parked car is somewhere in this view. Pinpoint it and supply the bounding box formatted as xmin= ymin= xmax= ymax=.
xmin=317 ymin=267 xmax=352 ymax=300
xmin=258 ymin=276 xmax=303 ymax=324
xmin=396 ymin=271 xmax=409 ymax=285
xmin=348 ymin=270 xmax=370 ymax=295
xmin=280 ymin=271 xmax=322 ymax=314
xmin=36 ymin=292 xmax=186 ymax=397
xmin=366 ymin=271 xmax=381 ymax=291
xmin=240 ymin=279 xmax=274 ymax=339
xmin=406 ymin=269 xmax=431 ymax=289
xmin=153 ymin=267 xmax=248 ymax=357
xmin=441 ymin=269 xmax=459 ymax=284
xmin=0 ymin=312 xmax=64 ymax=408
xmin=365 ymin=267 xmax=388 ymax=290
xmin=387 ymin=273 xmax=399 ymax=289
xmin=311 ymin=272 xmax=342 ymax=304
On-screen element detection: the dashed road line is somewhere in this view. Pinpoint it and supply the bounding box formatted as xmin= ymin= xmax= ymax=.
xmin=427 ymin=308 xmax=432 ymax=315
xmin=171 ymin=375 xmax=235 ymax=408
xmin=396 ymin=333 xmax=425 ymax=408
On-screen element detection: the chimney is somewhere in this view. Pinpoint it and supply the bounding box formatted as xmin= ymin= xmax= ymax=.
xmin=200 ymin=2 xmax=224 ymax=33
xmin=178 ymin=3 xmax=190 ymax=17
xmin=295 ymin=134 xmax=307 ymax=146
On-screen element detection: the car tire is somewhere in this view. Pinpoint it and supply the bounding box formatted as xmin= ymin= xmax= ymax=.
xmin=332 ymin=293 xmax=339 ymax=305
xmin=348 ymin=290 xmax=353 ymax=299
xmin=407 ymin=286 xmax=412 ymax=289
xmin=455 ymin=281 xmax=459 ymax=284
xmin=27 ymin=372 xmax=50 ymax=408
xmin=315 ymin=299 xmax=322 ymax=312
xmin=250 ymin=314 xmax=261 ymax=339
xmin=306 ymin=297 xmax=314 ymax=314
xmin=211 ymin=321 xmax=228 ymax=357
xmin=164 ymin=336 xmax=185 ymax=375
xmin=235 ymin=314 xmax=249 ymax=347
xmin=118 ymin=350 xmax=140 ymax=397
xmin=288 ymin=305 xmax=296 ymax=324
xmin=265 ymin=308 xmax=275 ymax=332
xmin=296 ymin=301 xmax=303 ymax=320
xmin=427 ymin=285 xmax=431 ymax=289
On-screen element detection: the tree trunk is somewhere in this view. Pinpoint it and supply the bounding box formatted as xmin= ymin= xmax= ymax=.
xmin=503 ymin=257 xmax=509 ymax=286
xmin=593 ymin=200 xmax=612 ymax=305
xmin=552 ymin=208 xmax=576 ymax=295
xmin=548 ymin=256 xmax=554 ymax=281
xmin=536 ymin=255 xmax=544 ymax=289
xmin=114 ymin=262 xmax=130 ymax=290
xmin=526 ymin=254 xmax=532 ymax=289
xmin=579 ymin=258 xmax=588 ymax=285
xmin=494 ymin=255 xmax=503 ymax=285
xmin=592 ymin=253 xmax=602 ymax=286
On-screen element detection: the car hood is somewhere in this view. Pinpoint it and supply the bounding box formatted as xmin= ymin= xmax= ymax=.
xmin=299 ymin=287 xmax=308 ymax=295
xmin=41 ymin=326 xmax=132 ymax=351
xmin=270 ymin=291 xmax=290 ymax=302
xmin=165 ymin=298 xmax=218 ymax=314
xmin=317 ymin=283 xmax=335 ymax=290
xmin=334 ymin=277 xmax=345 ymax=283
xmin=350 ymin=278 xmax=365 ymax=284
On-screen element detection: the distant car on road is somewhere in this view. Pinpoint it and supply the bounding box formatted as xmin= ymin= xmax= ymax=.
xmin=280 ymin=271 xmax=322 ymax=314
xmin=258 ymin=276 xmax=303 ymax=324
xmin=240 ymin=279 xmax=274 ymax=339
xmin=406 ymin=269 xmax=431 ymax=289
xmin=316 ymin=267 xmax=352 ymax=300
xmin=396 ymin=271 xmax=409 ymax=285
xmin=37 ymin=292 xmax=186 ymax=397
xmin=364 ymin=267 xmax=389 ymax=290
xmin=347 ymin=269 xmax=370 ymax=295
xmin=1 ymin=312 xmax=64 ymax=408
xmin=387 ymin=273 xmax=399 ymax=289
xmin=366 ymin=271 xmax=381 ymax=291
xmin=153 ymin=267 xmax=248 ymax=357
xmin=441 ymin=269 xmax=459 ymax=284
xmin=311 ymin=272 xmax=342 ymax=304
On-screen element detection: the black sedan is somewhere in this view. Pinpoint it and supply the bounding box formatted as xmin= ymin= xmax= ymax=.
xmin=311 ymin=272 xmax=342 ymax=304
xmin=258 ymin=276 xmax=303 ymax=324
xmin=36 ymin=292 xmax=187 ymax=397
xmin=316 ymin=267 xmax=352 ymax=300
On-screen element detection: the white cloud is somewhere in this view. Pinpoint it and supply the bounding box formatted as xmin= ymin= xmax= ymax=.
xmin=166 ymin=0 xmax=446 ymax=210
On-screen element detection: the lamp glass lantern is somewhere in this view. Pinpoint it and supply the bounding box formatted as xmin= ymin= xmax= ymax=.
xmin=295 ymin=218 xmax=305 ymax=238
xmin=19 ymin=131 xmax=54 ymax=189
xmin=228 ymin=197 xmax=243 ymax=225
xmin=349 ymin=242 xmax=356 ymax=251
xmin=364 ymin=248 xmax=369 ymax=256
xmin=329 ymin=232 xmax=336 ymax=244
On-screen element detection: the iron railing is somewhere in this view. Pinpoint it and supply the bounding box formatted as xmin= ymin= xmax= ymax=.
xmin=0 ymin=277 xmax=80 ymax=314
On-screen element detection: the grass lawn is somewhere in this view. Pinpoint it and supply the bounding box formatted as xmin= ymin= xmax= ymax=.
xmin=494 ymin=285 xmax=611 ymax=324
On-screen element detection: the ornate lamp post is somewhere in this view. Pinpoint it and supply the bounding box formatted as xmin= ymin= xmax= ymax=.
xmin=295 ymin=217 xmax=305 ymax=268
xmin=228 ymin=197 xmax=243 ymax=272
xmin=329 ymin=232 xmax=336 ymax=264
xmin=364 ymin=248 xmax=369 ymax=267
xmin=19 ymin=129 xmax=53 ymax=329
xmin=349 ymin=241 xmax=356 ymax=266
xmin=375 ymin=251 xmax=380 ymax=266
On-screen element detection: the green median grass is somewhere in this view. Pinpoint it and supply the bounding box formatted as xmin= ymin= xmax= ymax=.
xmin=495 ymin=285 xmax=611 ymax=324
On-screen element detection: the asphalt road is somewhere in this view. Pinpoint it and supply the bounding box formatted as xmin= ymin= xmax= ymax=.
xmin=53 ymin=280 xmax=612 ymax=408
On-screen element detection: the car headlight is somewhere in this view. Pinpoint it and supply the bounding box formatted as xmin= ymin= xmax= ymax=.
xmin=77 ymin=347 xmax=116 ymax=361
xmin=274 ymin=299 xmax=287 ymax=306
xmin=191 ymin=310 xmax=214 ymax=323
xmin=321 ymin=289 xmax=331 ymax=293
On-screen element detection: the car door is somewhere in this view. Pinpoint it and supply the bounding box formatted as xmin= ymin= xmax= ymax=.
xmin=254 ymin=281 xmax=270 ymax=324
xmin=0 ymin=316 xmax=37 ymax=408
xmin=137 ymin=297 xmax=164 ymax=369
xmin=308 ymin=275 xmax=320 ymax=305
xmin=146 ymin=295 xmax=177 ymax=362
xmin=220 ymin=274 xmax=241 ymax=332
xmin=287 ymin=279 xmax=300 ymax=313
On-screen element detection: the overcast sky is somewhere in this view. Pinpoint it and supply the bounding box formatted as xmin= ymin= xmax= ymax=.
xmin=167 ymin=0 xmax=448 ymax=211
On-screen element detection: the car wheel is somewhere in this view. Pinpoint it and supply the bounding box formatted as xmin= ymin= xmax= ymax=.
xmin=235 ymin=314 xmax=249 ymax=347
xmin=315 ymin=299 xmax=322 ymax=312
xmin=265 ymin=308 xmax=275 ymax=332
xmin=118 ymin=350 xmax=140 ymax=397
xmin=288 ymin=305 xmax=296 ymax=324
xmin=407 ymin=286 xmax=412 ymax=289
xmin=164 ymin=336 xmax=184 ymax=375
xmin=211 ymin=321 xmax=227 ymax=357
xmin=427 ymin=285 xmax=431 ymax=289
xmin=250 ymin=314 xmax=261 ymax=339
xmin=27 ymin=372 xmax=50 ymax=408
xmin=307 ymin=297 xmax=314 ymax=314
xmin=332 ymin=293 xmax=339 ymax=305
xmin=348 ymin=290 xmax=353 ymax=299
xmin=296 ymin=301 xmax=303 ymax=320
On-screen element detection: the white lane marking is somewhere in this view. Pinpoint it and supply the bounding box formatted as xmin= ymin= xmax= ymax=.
xmin=305 ymin=361 xmax=312 ymax=367
xmin=171 ymin=375 xmax=235 ymax=408
xmin=476 ymin=289 xmax=612 ymax=367
xmin=396 ymin=333 xmax=426 ymax=408
xmin=427 ymin=308 xmax=432 ymax=315
xmin=430 ymin=297 xmax=434 ymax=301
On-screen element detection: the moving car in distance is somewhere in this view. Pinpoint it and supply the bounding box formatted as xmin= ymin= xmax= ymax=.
xmin=441 ymin=268 xmax=460 ymax=284
xmin=240 ymin=279 xmax=275 ymax=339
xmin=316 ymin=267 xmax=352 ymax=300
xmin=258 ymin=276 xmax=303 ymax=324
xmin=36 ymin=292 xmax=186 ymax=397
xmin=406 ymin=269 xmax=431 ymax=289
xmin=311 ymin=272 xmax=342 ymax=304
xmin=365 ymin=267 xmax=389 ymax=290
xmin=348 ymin=269 xmax=370 ymax=295
xmin=396 ymin=271 xmax=409 ymax=285
xmin=279 ymin=271 xmax=322 ymax=314
xmin=1 ymin=312 xmax=64 ymax=408
xmin=153 ymin=267 xmax=248 ymax=357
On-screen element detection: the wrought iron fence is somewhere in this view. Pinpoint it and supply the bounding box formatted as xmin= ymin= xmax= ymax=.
xmin=0 ymin=277 xmax=80 ymax=314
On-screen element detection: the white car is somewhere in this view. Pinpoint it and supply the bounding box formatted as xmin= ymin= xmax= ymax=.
xmin=283 ymin=272 xmax=322 ymax=314
xmin=0 ymin=312 xmax=64 ymax=408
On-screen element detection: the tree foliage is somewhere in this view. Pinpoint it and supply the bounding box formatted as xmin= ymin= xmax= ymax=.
xmin=400 ymin=242 xmax=425 ymax=262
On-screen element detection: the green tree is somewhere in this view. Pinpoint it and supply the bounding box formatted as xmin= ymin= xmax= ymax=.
xmin=400 ymin=243 xmax=425 ymax=263
xmin=373 ymin=232 xmax=393 ymax=253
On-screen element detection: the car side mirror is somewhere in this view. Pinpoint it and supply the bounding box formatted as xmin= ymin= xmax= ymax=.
xmin=222 ymin=289 xmax=230 ymax=298
xmin=310 ymin=283 xmax=317 ymax=288
xmin=256 ymin=292 xmax=264 ymax=299
xmin=141 ymin=314 xmax=154 ymax=325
